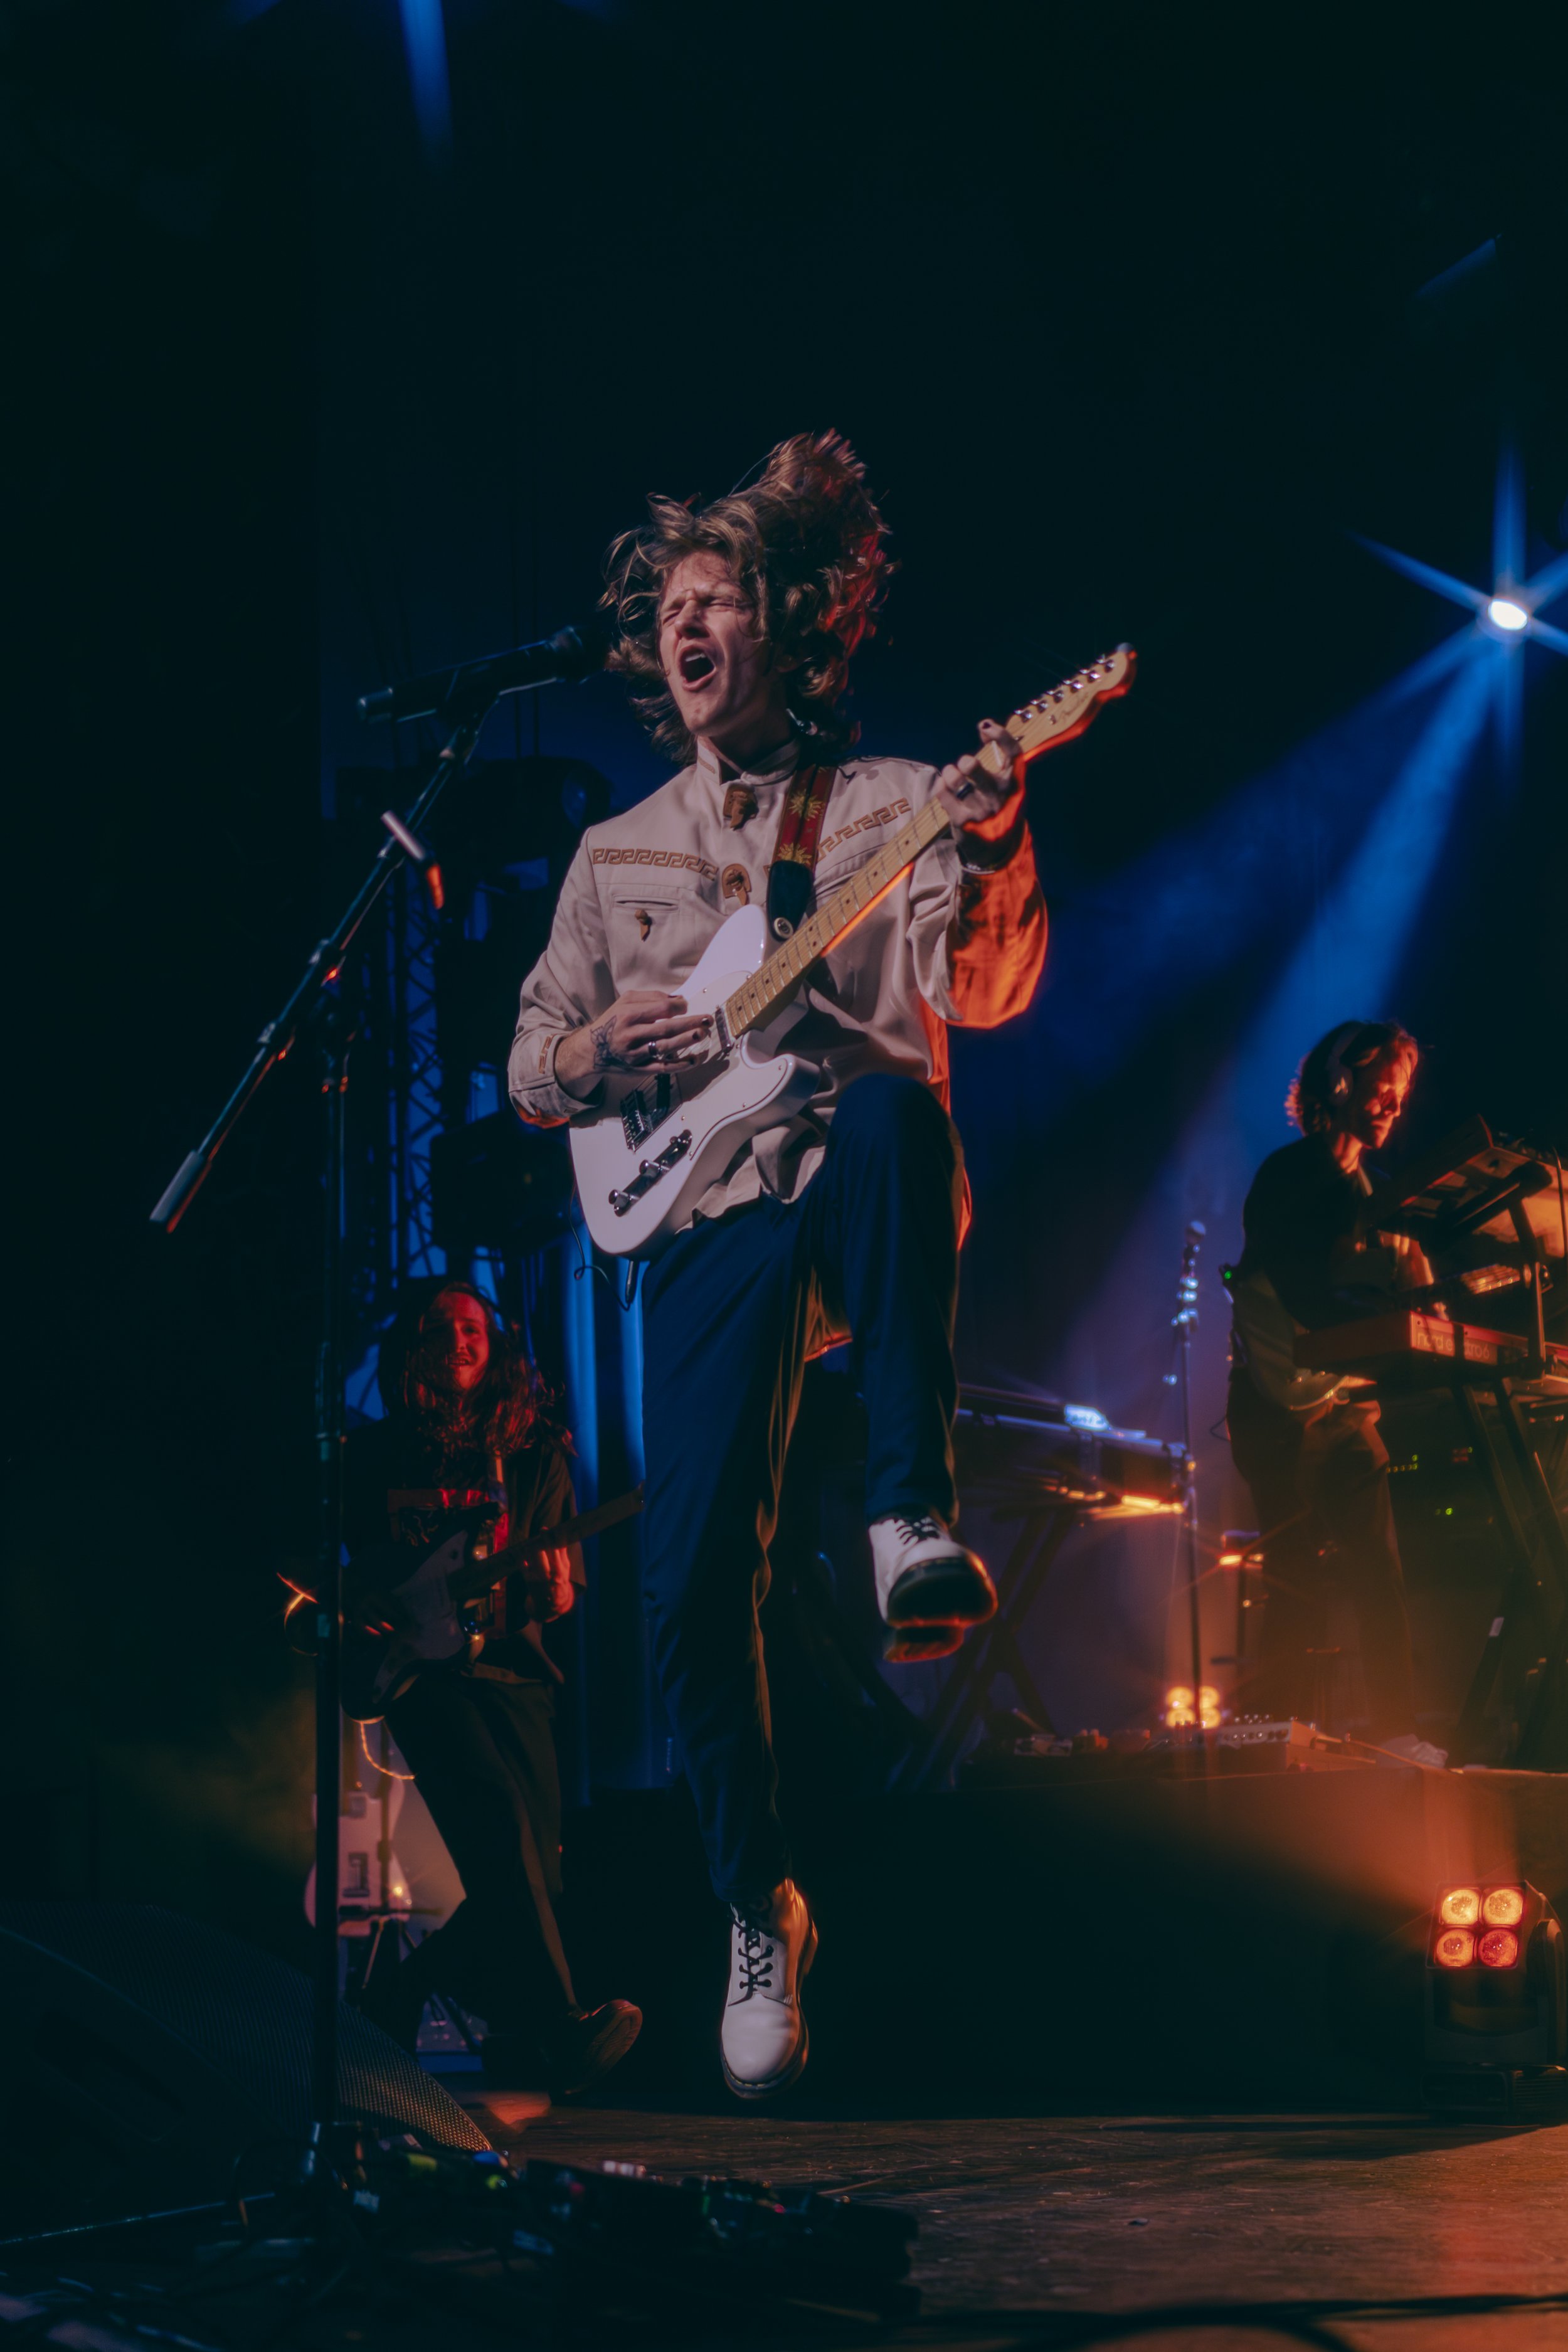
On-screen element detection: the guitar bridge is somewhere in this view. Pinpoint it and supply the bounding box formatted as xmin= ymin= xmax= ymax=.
xmin=610 ymin=1129 xmax=692 ymax=1217
xmin=620 ymin=1071 xmax=675 ymax=1151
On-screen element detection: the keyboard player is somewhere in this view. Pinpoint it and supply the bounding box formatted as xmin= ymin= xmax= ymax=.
xmin=1226 ymin=1020 xmax=1448 ymax=1766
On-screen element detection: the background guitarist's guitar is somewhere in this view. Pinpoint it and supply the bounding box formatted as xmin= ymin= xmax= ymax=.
xmin=569 ymin=647 xmax=1136 ymax=1258
xmin=336 ymin=1485 xmax=644 ymax=1722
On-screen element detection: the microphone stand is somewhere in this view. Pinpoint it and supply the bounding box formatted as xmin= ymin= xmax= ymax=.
xmin=149 ymin=682 xmax=504 ymax=2178
xmin=1165 ymin=1222 xmax=1206 ymax=1729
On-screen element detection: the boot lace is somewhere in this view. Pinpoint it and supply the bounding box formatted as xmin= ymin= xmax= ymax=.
xmin=893 ymin=1513 xmax=945 ymax=1546
xmin=731 ymin=1917 xmax=776 ymax=2001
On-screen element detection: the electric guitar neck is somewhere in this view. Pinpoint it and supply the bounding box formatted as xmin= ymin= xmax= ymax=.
xmin=722 ymin=644 xmax=1136 ymax=1042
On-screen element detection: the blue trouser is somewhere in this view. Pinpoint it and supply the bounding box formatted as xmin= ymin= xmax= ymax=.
xmin=640 ymin=1073 xmax=965 ymax=1907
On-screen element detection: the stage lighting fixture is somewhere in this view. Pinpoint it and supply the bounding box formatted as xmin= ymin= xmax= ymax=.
xmin=1424 ymin=1880 xmax=1568 ymax=2117
xmin=1354 ymin=440 xmax=1568 ymax=677
xmin=1162 ymin=1683 xmax=1222 ymax=1729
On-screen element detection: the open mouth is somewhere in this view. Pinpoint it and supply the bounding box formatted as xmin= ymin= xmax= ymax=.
xmin=679 ymin=647 xmax=716 ymax=687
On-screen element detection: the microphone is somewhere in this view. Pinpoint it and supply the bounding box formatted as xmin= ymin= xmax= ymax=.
xmin=356 ymin=616 xmax=610 ymax=725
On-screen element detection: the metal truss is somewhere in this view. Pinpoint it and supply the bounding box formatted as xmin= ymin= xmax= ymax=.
xmin=338 ymin=773 xmax=447 ymax=1414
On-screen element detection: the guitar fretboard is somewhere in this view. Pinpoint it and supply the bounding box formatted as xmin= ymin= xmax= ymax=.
xmin=718 ymin=647 xmax=1133 ymax=1041
xmin=724 ymin=795 xmax=953 ymax=1039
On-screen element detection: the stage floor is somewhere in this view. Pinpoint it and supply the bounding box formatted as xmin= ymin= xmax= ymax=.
xmin=452 ymin=2092 xmax=1568 ymax=2348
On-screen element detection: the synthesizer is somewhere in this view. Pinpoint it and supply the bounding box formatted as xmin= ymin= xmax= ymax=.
xmin=1295 ymin=1311 xmax=1568 ymax=1396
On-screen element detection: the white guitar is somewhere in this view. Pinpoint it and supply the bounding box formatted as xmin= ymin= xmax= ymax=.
xmin=569 ymin=647 xmax=1136 ymax=1257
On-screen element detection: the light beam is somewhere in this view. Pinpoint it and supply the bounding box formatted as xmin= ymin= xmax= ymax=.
xmin=399 ymin=0 xmax=452 ymax=156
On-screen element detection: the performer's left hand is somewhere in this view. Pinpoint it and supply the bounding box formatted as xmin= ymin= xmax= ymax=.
xmin=935 ymin=719 xmax=1023 ymax=833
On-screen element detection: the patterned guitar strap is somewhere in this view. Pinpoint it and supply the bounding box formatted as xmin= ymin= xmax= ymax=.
xmin=765 ymin=762 xmax=836 ymax=942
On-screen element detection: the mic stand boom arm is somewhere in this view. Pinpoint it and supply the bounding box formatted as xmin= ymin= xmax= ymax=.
xmin=151 ymin=696 xmax=491 ymax=1236
xmin=147 ymin=681 xmax=501 ymax=2175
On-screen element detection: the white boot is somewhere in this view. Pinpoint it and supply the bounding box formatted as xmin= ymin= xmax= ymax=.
xmin=720 ymin=1879 xmax=817 ymax=2099
xmin=869 ymin=1512 xmax=997 ymax=1631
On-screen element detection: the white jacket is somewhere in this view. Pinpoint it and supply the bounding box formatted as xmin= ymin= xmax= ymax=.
xmin=508 ymin=736 xmax=1046 ymax=1225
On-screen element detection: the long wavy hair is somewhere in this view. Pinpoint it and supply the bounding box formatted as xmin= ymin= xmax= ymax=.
xmin=376 ymin=1277 xmax=567 ymax=1471
xmin=1287 ymin=1020 xmax=1419 ymax=1135
xmin=601 ymin=430 xmax=894 ymax=766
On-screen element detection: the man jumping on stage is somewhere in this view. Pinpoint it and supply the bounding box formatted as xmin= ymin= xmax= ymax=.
xmin=508 ymin=432 xmax=1047 ymax=2097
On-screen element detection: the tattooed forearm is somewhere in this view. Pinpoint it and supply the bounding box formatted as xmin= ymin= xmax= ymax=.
xmin=557 ymin=992 xmax=709 ymax=1099
xmin=589 ymin=1016 xmax=618 ymax=1071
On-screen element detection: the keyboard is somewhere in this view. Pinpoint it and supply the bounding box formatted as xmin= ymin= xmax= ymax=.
xmin=1295 ymin=1311 xmax=1568 ymax=1395
xmin=955 ymin=1385 xmax=1186 ymax=1516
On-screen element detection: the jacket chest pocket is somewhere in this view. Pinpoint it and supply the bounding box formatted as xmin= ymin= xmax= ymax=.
xmin=607 ymin=887 xmax=720 ymax=992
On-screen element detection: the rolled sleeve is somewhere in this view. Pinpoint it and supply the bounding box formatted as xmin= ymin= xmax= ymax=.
xmin=507 ymin=844 xmax=613 ymax=1127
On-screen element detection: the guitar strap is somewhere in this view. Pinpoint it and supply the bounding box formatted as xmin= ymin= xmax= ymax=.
xmin=765 ymin=762 xmax=835 ymax=941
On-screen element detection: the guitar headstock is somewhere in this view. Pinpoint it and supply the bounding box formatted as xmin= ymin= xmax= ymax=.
xmin=984 ymin=644 xmax=1137 ymax=775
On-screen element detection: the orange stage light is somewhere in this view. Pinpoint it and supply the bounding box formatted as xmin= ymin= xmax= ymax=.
xmin=1478 ymin=1928 xmax=1521 ymax=1970
xmin=1434 ymin=1929 xmax=1475 ymax=1969
xmin=1482 ymin=1887 xmax=1525 ymax=1927
xmin=1438 ymin=1887 xmax=1481 ymax=1927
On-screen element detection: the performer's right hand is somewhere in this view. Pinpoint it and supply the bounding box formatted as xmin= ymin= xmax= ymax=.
xmin=524 ymin=1547 xmax=576 ymax=1623
xmin=556 ymin=991 xmax=714 ymax=1098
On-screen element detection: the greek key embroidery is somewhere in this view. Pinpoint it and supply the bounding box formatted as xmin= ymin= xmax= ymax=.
xmin=818 ymin=798 xmax=910 ymax=861
xmin=590 ymin=847 xmax=719 ymax=879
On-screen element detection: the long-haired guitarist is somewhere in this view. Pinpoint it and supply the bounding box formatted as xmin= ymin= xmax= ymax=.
xmin=508 ymin=432 xmax=1048 ymax=2097
xmin=1227 ymin=1021 xmax=1445 ymax=1765
xmin=344 ymin=1276 xmax=641 ymax=2094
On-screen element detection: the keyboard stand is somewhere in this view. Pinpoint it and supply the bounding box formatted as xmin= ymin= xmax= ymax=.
xmin=896 ymin=1502 xmax=1078 ymax=1791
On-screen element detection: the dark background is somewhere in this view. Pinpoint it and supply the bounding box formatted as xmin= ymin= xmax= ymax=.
xmin=5 ymin=0 xmax=1566 ymax=1957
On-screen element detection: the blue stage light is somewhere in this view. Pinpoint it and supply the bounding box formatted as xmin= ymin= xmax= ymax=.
xmin=1051 ymin=648 xmax=1493 ymax=1438
xmin=400 ymin=0 xmax=452 ymax=156
xmin=1354 ymin=443 xmax=1568 ymax=665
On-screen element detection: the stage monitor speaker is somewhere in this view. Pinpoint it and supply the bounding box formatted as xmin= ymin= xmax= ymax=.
xmin=0 ymin=1902 xmax=487 ymax=2232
